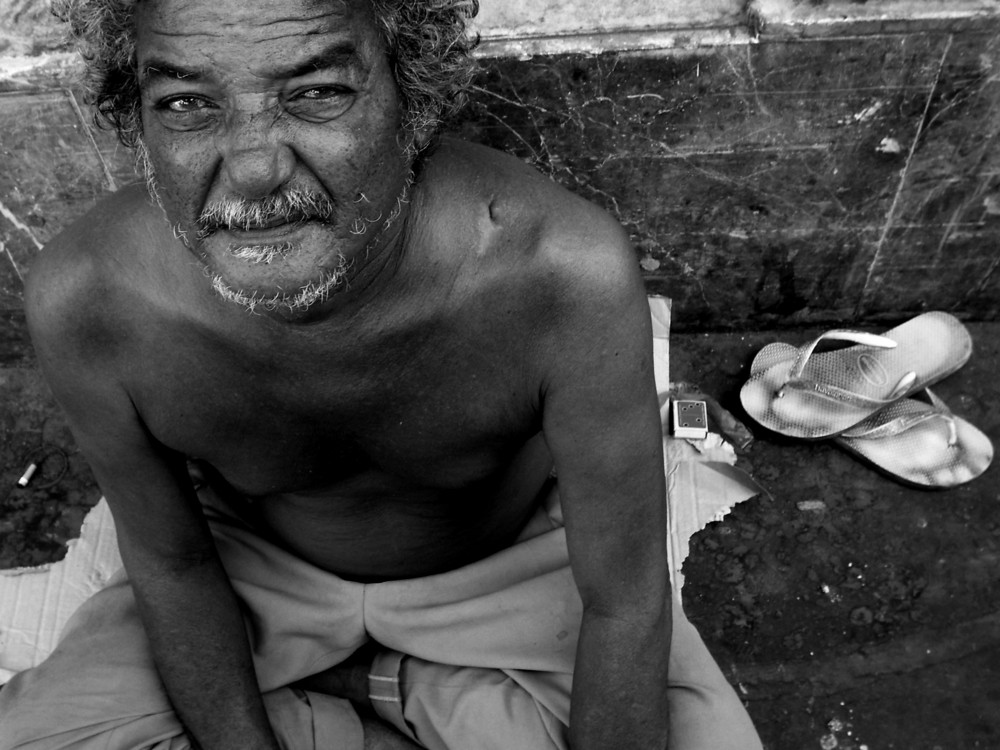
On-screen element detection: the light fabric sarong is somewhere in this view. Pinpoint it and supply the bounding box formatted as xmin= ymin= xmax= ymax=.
xmin=0 ymin=482 xmax=761 ymax=750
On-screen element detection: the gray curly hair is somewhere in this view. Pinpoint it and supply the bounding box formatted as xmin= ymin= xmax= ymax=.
xmin=52 ymin=0 xmax=480 ymax=155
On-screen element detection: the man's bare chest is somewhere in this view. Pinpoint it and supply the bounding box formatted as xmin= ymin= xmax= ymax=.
xmin=130 ymin=320 xmax=542 ymax=498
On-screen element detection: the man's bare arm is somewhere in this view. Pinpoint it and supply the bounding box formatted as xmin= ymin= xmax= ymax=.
xmin=538 ymin=223 xmax=672 ymax=749
xmin=119 ymin=475 xmax=282 ymax=750
xmin=26 ymin=242 xmax=282 ymax=750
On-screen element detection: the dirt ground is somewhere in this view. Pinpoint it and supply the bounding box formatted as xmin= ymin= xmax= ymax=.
xmin=675 ymin=325 xmax=1000 ymax=750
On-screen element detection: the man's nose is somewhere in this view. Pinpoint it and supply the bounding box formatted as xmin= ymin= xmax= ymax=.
xmin=216 ymin=109 xmax=295 ymax=199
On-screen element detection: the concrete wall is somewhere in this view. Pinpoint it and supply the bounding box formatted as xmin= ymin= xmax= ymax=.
xmin=1 ymin=1 xmax=998 ymax=331
xmin=455 ymin=26 xmax=1000 ymax=329
xmin=2 ymin=0 xmax=744 ymax=56
xmin=478 ymin=0 xmax=740 ymax=33
xmin=475 ymin=0 xmax=743 ymax=53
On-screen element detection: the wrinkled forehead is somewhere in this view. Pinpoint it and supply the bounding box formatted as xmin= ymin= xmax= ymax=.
xmin=136 ymin=0 xmax=363 ymax=16
xmin=133 ymin=0 xmax=389 ymax=83
xmin=134 ymin=0 xmax=380 ymax=48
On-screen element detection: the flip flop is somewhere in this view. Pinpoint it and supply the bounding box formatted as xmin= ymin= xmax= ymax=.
xmin=740 ymin=312 xmax=972 ymax=439
xmin=834 ymin=389 xmax=993 ymax=488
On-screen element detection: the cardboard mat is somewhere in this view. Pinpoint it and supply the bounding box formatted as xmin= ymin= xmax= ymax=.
xmin=0 ymin=297 xmax=763 ymax=681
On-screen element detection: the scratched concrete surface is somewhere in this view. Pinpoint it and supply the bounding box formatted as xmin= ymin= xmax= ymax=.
xmin=454 ymin=28 xmax=1000 ymax=330
xmin=0 ymin=90 xmax=130 ymax=309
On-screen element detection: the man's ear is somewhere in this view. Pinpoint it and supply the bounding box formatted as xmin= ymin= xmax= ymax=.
xmin=410 ymin=123 xmax=436 ymax=152
xmin=398 ymin=123 xmax=436 ymax=160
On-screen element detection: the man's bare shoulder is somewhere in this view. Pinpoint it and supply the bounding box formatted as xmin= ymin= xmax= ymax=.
xmin=25 ymin=184 xmax=170 ymax=362
xmin=424 ymin=139 xmax=649 ymax=378
xmin=429 ymin=138 xmax=638 ymax=297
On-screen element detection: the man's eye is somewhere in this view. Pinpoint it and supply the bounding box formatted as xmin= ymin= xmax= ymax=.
xmin=151 ymin=96 xmax=217 ymax=130
xmin=285 ymin=86 xmax=356 ymax=121
xmin=158 ymin=96 xmax=213 ymax=113
xmin=297 ymin=86 xmax=350 ymax=101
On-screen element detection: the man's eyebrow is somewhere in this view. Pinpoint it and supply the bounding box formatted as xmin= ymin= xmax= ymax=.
xmin=140 ymin=60 xmax=203 ymax=85
xmin=141 ymin=41 xmax=363 ymax=87
xmin=270 ymin=42 xmax=363 ymax=79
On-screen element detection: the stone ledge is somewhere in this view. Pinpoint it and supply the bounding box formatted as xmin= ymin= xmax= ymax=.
xmin=749 ymin=0 xmax=999 ymax=28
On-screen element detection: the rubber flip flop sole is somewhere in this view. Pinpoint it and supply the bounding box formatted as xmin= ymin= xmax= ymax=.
xmin=834 ymin=393 xmax=993 ymax=488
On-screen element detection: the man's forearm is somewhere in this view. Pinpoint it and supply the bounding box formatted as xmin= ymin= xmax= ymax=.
xmin=569 ymin=601 xmax=673 ymax=750
xmin=129 ymin=556 xmax=281 ymax=750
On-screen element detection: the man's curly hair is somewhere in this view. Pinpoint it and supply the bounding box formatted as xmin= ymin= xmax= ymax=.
xmin=51 ymin=0 xmax=480 ymax=154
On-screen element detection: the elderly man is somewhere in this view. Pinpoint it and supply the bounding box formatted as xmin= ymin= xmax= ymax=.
xmin=0 ymin=1 xmax=761 ymax=748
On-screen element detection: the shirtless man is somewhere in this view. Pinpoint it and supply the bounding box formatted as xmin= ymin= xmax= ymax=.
xmin=0 ymin=1 xmax=761 ymax=749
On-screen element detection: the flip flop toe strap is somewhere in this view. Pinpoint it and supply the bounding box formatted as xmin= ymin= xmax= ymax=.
xmin=787 ymin=330 xmax=897 ymax=380
xmin=841 ymin=389 xmax=959 ymax=447
xmin=777 ymin=371 xmax=918 ymax=409
xmin=777 ymin=330 xmax=914 ymax=407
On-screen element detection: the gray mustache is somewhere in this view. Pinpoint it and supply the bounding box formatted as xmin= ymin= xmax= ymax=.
xmin=197 ymin=190 xmax=337 ymax=235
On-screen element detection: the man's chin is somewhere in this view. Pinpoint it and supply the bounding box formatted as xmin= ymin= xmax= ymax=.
xmin=195 ymin=224 xmax=344 ymax=294
xmin=206 ymin=259 xmax=350 ymax=316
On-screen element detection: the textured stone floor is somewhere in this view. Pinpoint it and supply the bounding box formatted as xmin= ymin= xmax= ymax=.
xmin=674 ymin=322 xmax=1000 ymax=750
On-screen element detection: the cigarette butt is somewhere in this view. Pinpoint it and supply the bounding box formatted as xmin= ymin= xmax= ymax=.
xmin=17 ymin=462 xmax=38 ymax=487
